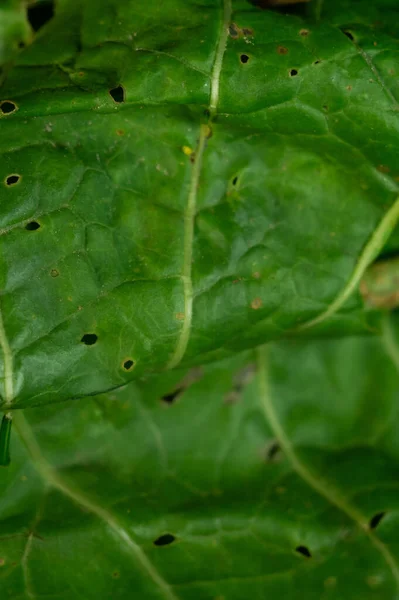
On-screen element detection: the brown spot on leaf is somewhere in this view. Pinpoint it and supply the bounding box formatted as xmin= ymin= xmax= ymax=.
xmin=377 ymin=164 xmax=390 ymax=174
xmin=251 ymin=297 xmax=263 ymax=309
xmin=176 ymin=312 xmax=185 ymax=320
xmin=277 ymin=46 xmax=288 ymax=55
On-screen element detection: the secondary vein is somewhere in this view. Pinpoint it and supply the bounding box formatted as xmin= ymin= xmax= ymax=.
xmin=298 ymin=194 xmax=399 ymax=331
xmin=166 ymin=0 xmax=232 ymax=370
xmin=14 ymin=412 xmax=179 ymax=600
xmin=256 ymin=345 xmax=399 ymax=584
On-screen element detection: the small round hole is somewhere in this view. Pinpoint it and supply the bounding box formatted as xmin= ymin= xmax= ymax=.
xmin=369 ymin=512 xmax=385 ymax=530
xmin=296 ymin=545 xmax=312 ymax=558
xmin=0 ymin=101 xmax=17 ymax=115
xmin=5 ymin=174 xmax=20 ymax=186
xmin=289 ymin=69 xmax=298 ymax=77
xmin=18 ymin=41 xmax=26 ymax=49
xmin=123 ymin=359 xmax=134 ymax=371
xmin=81 ymin=333 xmax=98 ymax=346
xmin=154 ymin=534 xmax=176 ymax=547
xmin=25 ymin=221 xmax=40 ymax=231
xmin=313 ymin=60 xmax=322 ymax=65
xmin=232 ymin=176 xmax=238 ymax=186
xmin=240 ymin=54 xmax=250 ymax=64
xmin=109 ymin=86 xmax=125 ymax=103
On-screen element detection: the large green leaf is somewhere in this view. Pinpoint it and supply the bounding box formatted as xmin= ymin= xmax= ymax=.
xmin=1 ymin=0 xmax=399 ymax=409
xmin=1 ymin=326 xmax=399 ymax=598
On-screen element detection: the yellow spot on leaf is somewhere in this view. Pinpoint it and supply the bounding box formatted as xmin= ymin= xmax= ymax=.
xmin=182 ymin=146 xmax=193 ymax=156
xmin=0 ymin=559 xmax=5 ymax=567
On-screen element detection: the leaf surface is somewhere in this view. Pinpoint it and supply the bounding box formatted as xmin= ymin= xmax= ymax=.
xmin=0 ymin=0 xmax=399 ymax=407
xmin=1 ymin=330 xmax=399 ymax=598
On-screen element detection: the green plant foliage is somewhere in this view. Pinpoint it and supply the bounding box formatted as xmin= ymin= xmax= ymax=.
xmin=2 ymin=330 xmax=399 ymax=598
xmin=1 ymin=0 xmax=399 ymax=597
xmin=0 ymin=0 xmax=398 ymax=408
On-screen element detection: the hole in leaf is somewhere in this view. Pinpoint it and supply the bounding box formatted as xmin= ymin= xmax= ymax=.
xmin=161 ymin=387 xmax=184 ymax=405
xmin=369 ymin=512 xmax=385 ymax=530
xmin=240 ymin=54 xmax=250 ymax=64
xmin=296 ymin=545 xmax=312 ymax=558
xmin=0 ymin=101 xmax=17 ymax=115
xmin=266 ymin=440 xmax=281 ymax=461
xmin=342 ymin=30 xmax=355 ymax=41
xmin=290 ymin=69 xmax=298 ymax=77
xmin=123 ymin=359 xmax=134 ymax=371
xmin=25 ymin=221 xmax=40 ymax=231
xmin=154 ymin=534 xmax=175 ymax=547
xmin=109 ymin=86 xmax=125 ymax=103
xmin=81 ymin=333 xmax=98 ymax=346
xmin=299 ymin=29 xmax=309 ymax=37
xmin=27 ymin=1 xmax=55 ymax=32
xmin=232 ymin=176 xmax=238 ymax=186
xmin=5 ymin=174 xmax=20 ymax=186
xmin=314 ymin=60 xmax=322 ymax=65
xmin=18 ymin=41 xmax=26 ymax=49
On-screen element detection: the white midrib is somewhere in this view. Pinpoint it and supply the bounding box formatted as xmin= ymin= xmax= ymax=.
xmin=14 ymin=412 xmax=179 ymax=600
xmin=256 ymin=346 xmax=399 ymax=584
xmin=0 ymin=303 xmax=14 ymax=410
xmin=166 ymin=0 xmax=232 ymax=370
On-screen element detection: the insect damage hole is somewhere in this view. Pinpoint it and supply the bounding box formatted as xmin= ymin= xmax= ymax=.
xmin=296 ymin=545 xmax=312 ymax=558
xmin=342 ymin=30 xmax=355 ymax=41
xmin=109 ymin=86 xmax=125 ymax=103
xmin=123 ymin=359 xmax=134 ymax=371
xmin=0 ymin=101 xmax=17 ymax=115
xmin=27 ymin=1 xmax=55 ymax=32
xmin=25 ymin=221 xmax=40 ymax=231
xmin=240 ymin=54 xmax=250 ymax=64
xmin=161 ymin=387 xmax=184 ymax=405
xmin=154 ymin=534 xmax=176 ymax=547
xmin=5 ymin=174 xmax=20 ymax=186
xmin=369 ymin=512 xmax=386 ymax=530
xmin=290 ymin=69 xmax=298 ymax=77
xmin=81 ymin=333 xmax=98 ymax=346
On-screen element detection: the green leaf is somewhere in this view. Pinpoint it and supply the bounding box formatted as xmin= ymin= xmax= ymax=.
xmin=1 ymin=330 xmax=399 ymax=598
xmin=1 ymin=0 xmax=399 ymax=409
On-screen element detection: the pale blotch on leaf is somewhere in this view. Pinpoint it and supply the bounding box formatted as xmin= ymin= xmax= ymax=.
xmin=366 ymin=575 xmax=383 ymax=588
xmin=0 ymin=558 xmax=5 ymax=566
xmin=251 ymin=297 xmax=263 ymax=310
xmin=324 ymin=577 xmax=337 ymax=589
xmin=176 ymin=312 xmax=185 ymax=320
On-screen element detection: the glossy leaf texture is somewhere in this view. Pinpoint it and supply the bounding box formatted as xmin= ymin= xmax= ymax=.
xmin=2 ymin=328 xmax=399 ymax=598
xmin=0 ymin=0 xmax=399 ymax=408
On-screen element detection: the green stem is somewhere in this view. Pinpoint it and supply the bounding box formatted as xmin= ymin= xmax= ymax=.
xmin=0 ymin=413 xmax=12 ymax=466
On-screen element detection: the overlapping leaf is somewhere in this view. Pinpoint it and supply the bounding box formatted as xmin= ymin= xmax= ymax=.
xmin=1 ymin=328 xmax=399 ymax=598
xmin=0 ymin=0 xmax=398 ymax=407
